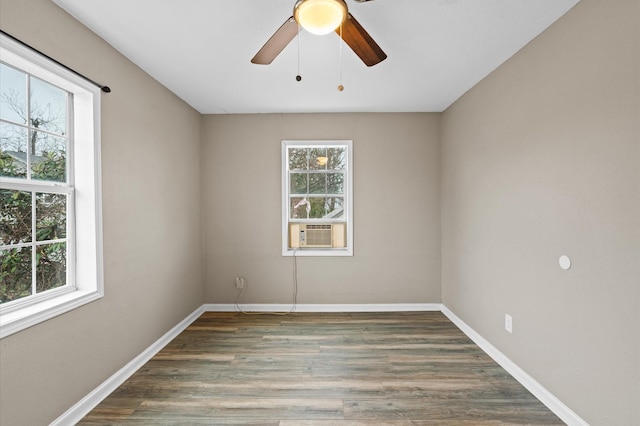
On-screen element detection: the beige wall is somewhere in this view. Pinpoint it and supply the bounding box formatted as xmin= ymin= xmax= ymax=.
xmin=0 ymin=0 xmax=204 ymax=425
xmin=202 ymin=113 xmax=441 ymax=305
xmin=441 ymin=0 xmax=640 ymax=424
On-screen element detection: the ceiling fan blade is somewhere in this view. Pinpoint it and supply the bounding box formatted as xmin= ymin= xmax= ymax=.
xmin=337 ymin=13 xmax=387 ymax=67
xmin=251 ymin=17 xmax=298 ymax=65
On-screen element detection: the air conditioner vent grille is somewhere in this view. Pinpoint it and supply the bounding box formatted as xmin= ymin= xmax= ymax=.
xmin=306 ymin=226 xmax=332 ymax=247
xmin=307 ymin=224 xmax=332 ymax=230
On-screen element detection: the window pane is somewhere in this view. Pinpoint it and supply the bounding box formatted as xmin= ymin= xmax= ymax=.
xmin=0 ymin=189 xmax=32 ymax=245
xmin=326 ymin=172 xmax=344 ymax=194
xmin=306 ymin=197 xmax=344 ymax=219
xmin=327 ymin=147 xmax=346 ymax=170
xmin=309 ymin=147 xmax=329 ymax=170
xmin=0 ymin=246 xmax=32 ymax=304
xmin=290 ymin=172 xmax=308 ymax=194
xmin=307 ymin=197 xmax=327 ymax=219
xmin=36 ymin=192 xmax=66 ymax=241
xmin=305 ymin=172 xmax=345 ymax=194
xmin=322 ymin=197 xmax=344 ymax=219
xmin=290 ymin=197 xmax=310 ymax=219
xmin=0 ymin=122 xmax=28 ymax=178
xmin=308 ymin=173 xmax=326 ymax=194
xmin=30 ymin=76 xmax=67 ymax=136
xmin=0 ymin=63 xmax=27 ymax=125
xmin=36 ymin=242 xmax=66 ymax=293
xmin=288 ymin=148 xmax=308 ymax=170
xmin=31 ymin=132 xmax=66 ymax=182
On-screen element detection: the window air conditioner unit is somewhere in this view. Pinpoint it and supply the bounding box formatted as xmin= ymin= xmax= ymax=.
xmin=289 ymin=223 xmax=346 ymax=249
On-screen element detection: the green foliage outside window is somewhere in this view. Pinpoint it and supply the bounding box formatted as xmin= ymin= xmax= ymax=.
xmin=1 ymin=62 xmax=69 ymax=305
xmin=0 ymin=149 xmax=67 ymax=304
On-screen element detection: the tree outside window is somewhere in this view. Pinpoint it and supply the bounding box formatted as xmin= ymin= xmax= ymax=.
xmin=0 ymin=62 xmax=70 ymax=305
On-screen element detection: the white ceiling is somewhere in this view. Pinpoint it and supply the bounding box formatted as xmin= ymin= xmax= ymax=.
xmin=53 ymin=0 xmax=579 ymax=114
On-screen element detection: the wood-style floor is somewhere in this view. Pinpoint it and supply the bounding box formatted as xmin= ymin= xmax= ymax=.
xmin=79 ymin=312 xmax=564 ymax=425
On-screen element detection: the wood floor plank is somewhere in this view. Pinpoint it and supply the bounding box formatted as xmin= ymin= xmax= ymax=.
xmin=79 ymin=312 xmax=564 ymax=425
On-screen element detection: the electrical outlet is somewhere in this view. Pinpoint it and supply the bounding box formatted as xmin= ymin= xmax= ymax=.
xmin=235 ymin=277 xmax=245 ymax=289
xmin=505 ymin=314 xmax=513 ymax=333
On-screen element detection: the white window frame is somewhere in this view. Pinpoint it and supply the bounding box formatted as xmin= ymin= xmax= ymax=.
xmin=282 ymin=140 xmax=353 ymax=257
xmin=0 ymin=33 xmax=103 ymax=339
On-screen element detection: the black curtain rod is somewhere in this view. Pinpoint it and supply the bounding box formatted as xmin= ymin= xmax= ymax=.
xmin=1 ymin=29 xmax=111 ymax=93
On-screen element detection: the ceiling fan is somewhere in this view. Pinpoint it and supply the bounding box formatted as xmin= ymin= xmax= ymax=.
xmin=251 ymin=0 xmax=387 ymax=67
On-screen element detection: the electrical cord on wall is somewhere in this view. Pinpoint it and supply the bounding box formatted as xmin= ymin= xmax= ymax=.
xmin=234 ymin=249 xmax=298 ymax=315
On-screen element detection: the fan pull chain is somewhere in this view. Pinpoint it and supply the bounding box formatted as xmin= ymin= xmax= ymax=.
xmin=338 ymin=22 xmax=344 ymax=91
xmin=296 ymin=23 xmax=302 ymax=82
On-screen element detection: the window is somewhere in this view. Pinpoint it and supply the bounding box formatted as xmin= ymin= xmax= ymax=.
xmin=0 ymin=33 xmax=103 ymax=338
xmin=282 ymin=140 xmax=353 ymax=256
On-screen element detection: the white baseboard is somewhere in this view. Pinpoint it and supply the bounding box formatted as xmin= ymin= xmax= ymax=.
xmin=54 ymin=303 xmax=587 ymax=426
xmin=204 ymin=303 xmax=442 ymax=312
xmin=50 ymin=305 xmax=206 ymax=426
xmin=441 ymin=305 xmax=588 ymax=426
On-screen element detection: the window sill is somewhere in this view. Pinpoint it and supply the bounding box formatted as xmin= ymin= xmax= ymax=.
xmin=0 ymin=289 xmax=103 ymax=339
xmin=283 ymin=248 xmax=353 ymax=257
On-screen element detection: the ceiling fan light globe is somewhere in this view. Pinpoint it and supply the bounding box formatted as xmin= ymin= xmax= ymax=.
xmin=294 ymin=0 xmax=348 ymax=35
